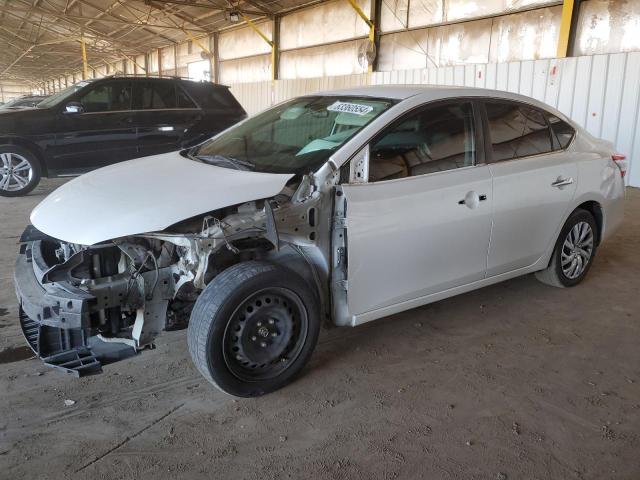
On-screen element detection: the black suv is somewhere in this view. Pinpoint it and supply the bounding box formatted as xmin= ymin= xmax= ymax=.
xmin=0 ymin=76 xmax=246 ymax=196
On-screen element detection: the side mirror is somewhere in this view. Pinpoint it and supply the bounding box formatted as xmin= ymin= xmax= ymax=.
xmin=64 ymin=102 xmax=84 ymax=114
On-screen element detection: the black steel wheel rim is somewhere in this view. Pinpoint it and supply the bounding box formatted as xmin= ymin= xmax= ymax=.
xmin=222 ymin=287 xmax=309 ymax=381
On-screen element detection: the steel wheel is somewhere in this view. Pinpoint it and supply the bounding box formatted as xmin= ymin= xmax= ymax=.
xmin=223 ymin=287 xmax=309 ymax=382
xmin=188 ymin=261 xmax=321 ymax=397
xmin=561 ymin=221 xmax=594 ymax=280
xmin=0 ymin=152 xmax=33 ymax=192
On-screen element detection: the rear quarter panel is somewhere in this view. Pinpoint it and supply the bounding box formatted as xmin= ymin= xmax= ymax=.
xmin=569 ymin=133 xmax=625 ymax=242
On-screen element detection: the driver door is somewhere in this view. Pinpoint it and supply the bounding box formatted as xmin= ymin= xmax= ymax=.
xmin=340 ymin=100 xmax=493 ymax=320
xmin=48 ymin=80 xmax=138 ymax=174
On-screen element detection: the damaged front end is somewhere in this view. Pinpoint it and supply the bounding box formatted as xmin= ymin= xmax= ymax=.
xmin=15 ymin=225 xmax=185 ymax=376
xmin=14 ymin=185 xmax=328 ymax=376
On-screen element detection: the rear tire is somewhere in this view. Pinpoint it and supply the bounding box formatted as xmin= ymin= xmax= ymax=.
xmin=535 ymin=209 xmax=598 ymax=288
xmin=187 ymin=261 xmax=320 ymax=397
xmin=0 ymin=145 xmax=41 ymax=197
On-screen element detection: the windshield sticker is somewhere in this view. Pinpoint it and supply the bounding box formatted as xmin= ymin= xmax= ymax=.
xmin=327 ymin=101 xmax=373 ymax=116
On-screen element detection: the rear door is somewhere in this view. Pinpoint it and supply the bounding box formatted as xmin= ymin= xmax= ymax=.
xmin=483 ymin=100 xmax=578 ymax=276
xmin=132 ymin=79 xmax=203 ymax=157
xmin=341 ymin=100 xmax=493 ymax=318
xmin=50 ymin=80 xmax=137 ymax=173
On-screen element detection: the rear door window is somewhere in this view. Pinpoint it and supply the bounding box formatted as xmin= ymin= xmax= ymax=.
xmin=134 ymin=81 xmax=177 ymax=110
xmin=176 ymin=86 xmax=197 ymax=108
xmin=485 ymin=101 xmax=553 ymax=162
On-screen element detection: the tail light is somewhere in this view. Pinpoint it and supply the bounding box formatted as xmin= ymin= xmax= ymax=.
xmin=612 ymin=153 xmax=627 ymax=178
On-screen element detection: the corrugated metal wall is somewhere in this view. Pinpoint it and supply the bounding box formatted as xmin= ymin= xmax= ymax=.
xmin=230 ymin=51 xmax=640 ymax=187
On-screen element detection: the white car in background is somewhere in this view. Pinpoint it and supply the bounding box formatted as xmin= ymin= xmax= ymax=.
xmin=14 ymin=86 xmax=625 ymax=397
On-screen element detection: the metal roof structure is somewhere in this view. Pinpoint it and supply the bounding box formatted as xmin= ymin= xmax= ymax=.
xmin=0 ymin=0 xmax=321 ymax=85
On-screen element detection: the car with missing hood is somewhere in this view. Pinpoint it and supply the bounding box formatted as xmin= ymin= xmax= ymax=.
xmin=14 ymin=86 xmax=625 ymax=397
xmin=0 ymin=76 xmax=245 ymax=196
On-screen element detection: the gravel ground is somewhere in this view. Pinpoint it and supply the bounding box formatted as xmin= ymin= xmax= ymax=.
xmin=1 ymin=179 xmax=639 ymax=480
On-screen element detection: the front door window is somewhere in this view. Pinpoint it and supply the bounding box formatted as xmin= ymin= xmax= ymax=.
xmin=368 ymin=102 xmax=476 ymax=182
xmin=78 ymin=81 xmax=132 ymax=113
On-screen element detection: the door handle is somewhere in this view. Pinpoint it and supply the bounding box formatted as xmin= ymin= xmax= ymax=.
xmin=551 ymin=177 xmax=574 ymax=188
xmin=458 ymin=192 xmax=487 ymax=208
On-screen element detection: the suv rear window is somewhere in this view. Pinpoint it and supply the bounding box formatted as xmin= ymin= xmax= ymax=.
xmin=180 ymin=82 xmax=244 ymax=112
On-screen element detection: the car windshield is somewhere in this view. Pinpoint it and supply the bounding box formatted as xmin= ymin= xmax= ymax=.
xmin=193 ymin=95 xmax=394 ymax=175
xmin=37 ymin=81 xmax=93 ymax=109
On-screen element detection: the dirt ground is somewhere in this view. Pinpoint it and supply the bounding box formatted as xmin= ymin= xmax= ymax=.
xmin=0 ymin=179 xmax=639 ymax=480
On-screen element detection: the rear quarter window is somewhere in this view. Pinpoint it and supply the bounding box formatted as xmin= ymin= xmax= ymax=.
xmin=546 ymin=113 xmax=576 ymax=150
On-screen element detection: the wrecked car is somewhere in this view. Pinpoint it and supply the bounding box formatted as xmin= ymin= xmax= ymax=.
xmin=14 ymin=86 xmax=625 ymax=397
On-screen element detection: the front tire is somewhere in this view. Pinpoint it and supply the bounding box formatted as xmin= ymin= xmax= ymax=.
xmin=187 ymin=261 xmax=320 ymax=397
xmin=0 ymin=146 xmax=41 ymax=197
xmin=535 ymin=209 xmax=598 ymax=288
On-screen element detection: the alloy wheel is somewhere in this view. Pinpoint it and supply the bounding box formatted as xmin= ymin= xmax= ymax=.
xmin=0 ymin=152 xmax=33 ymax=192
xmin=561 ymin=221 xmax=594 ymax=280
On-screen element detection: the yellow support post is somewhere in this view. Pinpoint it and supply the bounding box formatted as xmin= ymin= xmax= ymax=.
xmin=557 ymin=0 xmax=575 ymax=58
xmin=81 ymin=36 xmax=89 ymax=80
xmin=346 ymin=0 xmax=375 ymax=72
xmin=81 ymin=35 xmax=89 ymax=80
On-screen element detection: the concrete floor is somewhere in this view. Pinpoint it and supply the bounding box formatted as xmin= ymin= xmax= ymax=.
xmin=0 ymin=179 xmax=639 ymax=480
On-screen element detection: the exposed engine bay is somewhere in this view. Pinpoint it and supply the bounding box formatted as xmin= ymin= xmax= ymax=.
xmin=15 ymin=176 xmax=333 ymax=376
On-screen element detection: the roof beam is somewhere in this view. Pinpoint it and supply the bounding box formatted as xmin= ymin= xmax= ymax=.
xmin=1 ymin=44 xmax=35 ymax=76
xmin=242 ymin=0 xmax=273 ymax=15
xmin=147 ymin=0 xmax=268 ymax=17
xmin=67 ymin=0 xmax=192 ymax=42
xmin=145 ymin=0 xmax=229 ymax=31
xmin=3 ymin=4 xmax=204 ymax=32
xmin=0 ymin=4 xmax=142 ymax=51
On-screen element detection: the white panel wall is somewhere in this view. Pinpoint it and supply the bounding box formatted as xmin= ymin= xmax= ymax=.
xmin=229 ymin=52 xmax=640 ymax=187
xmin=0 ymin=81 xmax=33 ymax=102
xmin=280 ymin=0 xmax=370 ymax=50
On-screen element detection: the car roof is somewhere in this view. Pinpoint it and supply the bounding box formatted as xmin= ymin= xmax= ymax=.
xmin=318 ymin=85 xmax=459 ymax=100
xmin=93 ymin=75 xmax=229 ymax=89
xmin=316 ymin=84 xmax=572 ymax=123
xmin=321 ymin=85 xmax=536 ymax=101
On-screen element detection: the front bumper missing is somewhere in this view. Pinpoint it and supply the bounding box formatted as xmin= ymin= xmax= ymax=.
xmin=14 ymin=241 xmax=136 ymax=376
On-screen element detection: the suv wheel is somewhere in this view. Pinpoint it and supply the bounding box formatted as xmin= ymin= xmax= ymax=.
xmin=0 ymin=146 xmax=41 ymax=197
xmin=187 ymin=261 xmax=320 ymax=397
xmin=535 ymin=209 xmax=598 ymax=288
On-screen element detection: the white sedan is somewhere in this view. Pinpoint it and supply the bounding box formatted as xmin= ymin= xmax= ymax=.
xmin=16 ymin=86 xmax=625 ymax=396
